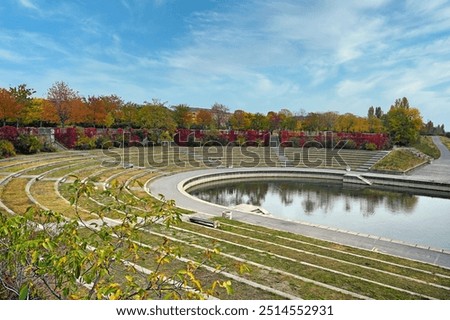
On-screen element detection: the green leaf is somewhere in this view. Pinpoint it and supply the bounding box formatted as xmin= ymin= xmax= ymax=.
xmin=19 ymin=285 xmax=29 ymax=300
xmin=222 ymin=280 xmax=233 ymax=295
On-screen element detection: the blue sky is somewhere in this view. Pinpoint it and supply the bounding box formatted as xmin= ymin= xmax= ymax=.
xmin=1 ymin=0 xmax=450 ymax=128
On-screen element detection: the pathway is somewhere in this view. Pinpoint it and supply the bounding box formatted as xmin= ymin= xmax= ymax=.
xmin=410 ymin=136 xmax=450 ymax=182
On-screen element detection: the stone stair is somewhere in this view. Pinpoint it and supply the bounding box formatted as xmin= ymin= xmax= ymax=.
xmin=356 ymin=150 xmax=390 ymax=172
xmin=270 ymin=135 xmax=294 ymax=167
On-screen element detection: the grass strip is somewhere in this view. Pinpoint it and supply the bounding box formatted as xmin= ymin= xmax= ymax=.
xmin=144 ymin=223 xmax=422 ymax=300
xmin=1 ymin=178 xmax=35 ymax=214
xmin=372 ymin=149 xmax=427 ymax=172
xmin=130 ymin=227 xmax=356 ymax=300
xmin=77 ymin=228 xmax=285 ymax=300
xmin=217 ymin=218 xmax=450 ymax=278
xmin=440 ymin=136 xmax=450 ymax=152
xmin=411 ymin=136 xmax=441 ymax=159
xmin=173 ymin=222 xmax=449 ymax=299
xmin=216 ymin=220 xmax=450 ymax=287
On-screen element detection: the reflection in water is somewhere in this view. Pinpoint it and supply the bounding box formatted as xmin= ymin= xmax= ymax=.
xmin=188 ymin=178 xmax=450 ymax=250
xmin=189 ymin=179 xmax=419 ymax=216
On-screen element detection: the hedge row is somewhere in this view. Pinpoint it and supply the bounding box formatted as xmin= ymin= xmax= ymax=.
xmin=0 ymin=126 xmax=56 ymax=158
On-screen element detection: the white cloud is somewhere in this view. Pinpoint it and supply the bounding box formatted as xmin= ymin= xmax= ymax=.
xmin=153 ymin=0 xmax=168 ymax=7
xmin=336 ymin=79 xmax=376 ymax=98
xmin=3 ymin=0 xmax=450 ymax=127
xmin=18 ymin=0 xmax=38 ymax=10
xmin=0 ymin=48 xmax=24 ymax=63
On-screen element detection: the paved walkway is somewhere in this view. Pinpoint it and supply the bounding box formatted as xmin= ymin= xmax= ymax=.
xmin=410 ymin=136 xmax=450 ymax=182
xmin=148 ymin=139 xmax=450 ymax=268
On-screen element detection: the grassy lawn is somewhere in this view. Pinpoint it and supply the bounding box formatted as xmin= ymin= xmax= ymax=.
xmin=30 ymin=180 xmax=93 ymax=220
xmin=411 ymin=136 xmax=440 ymax=159
xmin=0 ymin=178 xmax=35 ymax=214
xmin=440 ymin=136 xmax=450 ymax=151
xmin=372 ymin=149 xmax=427 ymax=172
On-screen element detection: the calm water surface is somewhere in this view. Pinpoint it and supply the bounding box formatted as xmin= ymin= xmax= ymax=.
xmin=188 ymin=179 xmax=450 ymax=250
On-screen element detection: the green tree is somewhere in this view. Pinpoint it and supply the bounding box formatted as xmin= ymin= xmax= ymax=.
xmin=367 ymin=106 xmax=383 ymax=133
xmin=250 ymin=113 xmax=269 ymax=130
xmin=375 ymin=107 xmax=383 ymax=119
xmin=321 ymin=111 xmax=339 ymax=131
xmin=303 ymin=112 xmax=322 ymax=132
xmin=0 ymin=178 xmax=233 ymax=300
xmin=278 ymin=109 xmax=298 ymax=130
xmin=104 ymin=113 xmax=115 ymax=128
xmin=385 ymin=97 xmax=423 ymax=146
xmin=367 ymin=114 xmax=383 ymax=133
xmin=368 ymin=106 xmax=375 ymax=118
xmin=117 ymin=102 xmax=140 ymax=128
xmin=138 ymin=102 xmax=176 ymax=143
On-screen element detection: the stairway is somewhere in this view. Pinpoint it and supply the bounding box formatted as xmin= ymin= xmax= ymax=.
xmin=270 ymin=134 xmax=293 ymax=167
xmin=356 ymin=150 xmax=390 ymax=172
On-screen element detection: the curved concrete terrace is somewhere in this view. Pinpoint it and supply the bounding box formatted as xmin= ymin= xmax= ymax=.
xmin=148 ymin=164 xmax=450 ymax=268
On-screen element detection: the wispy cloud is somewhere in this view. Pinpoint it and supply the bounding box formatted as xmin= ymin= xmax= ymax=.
xmin=156 ymin=0 xmax=450 ymax=125
xmin=0 ymin=48 xmax=25 ymax=63
xmin=2 ymin=0 xmax=450 ymax=126
xmin=18 ymin=0 xmax=38 ymax=10
xmin=153 ymin=0 xmax=168 ymax=7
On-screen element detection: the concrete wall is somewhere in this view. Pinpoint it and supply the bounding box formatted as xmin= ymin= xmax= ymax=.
xmin=180 ymin=168 xmax=450 ymax=196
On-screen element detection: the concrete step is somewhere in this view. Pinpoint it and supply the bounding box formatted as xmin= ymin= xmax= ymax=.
xmin=357 ymin=151 xmax=390 ymax=171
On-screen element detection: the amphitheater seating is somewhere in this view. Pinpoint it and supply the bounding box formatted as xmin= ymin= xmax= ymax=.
xmin=3 ymin=147 xmax=449 ymax=300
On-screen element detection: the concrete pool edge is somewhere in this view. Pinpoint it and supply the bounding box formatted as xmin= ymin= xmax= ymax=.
xmin=147 ymin=167 xmax=450 ymax=268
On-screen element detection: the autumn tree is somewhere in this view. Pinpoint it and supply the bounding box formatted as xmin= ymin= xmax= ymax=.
xmin=353 ymin=116 xmax=369 ymax=132
xmin=23 ymin=98 xmax=45 ymax=126
xmin=83 ymin=95 xmax=121 ymax=127
xmin=211 ymin=103 xmax=229 ymax=129
xmin=195 ymin=109 xmax=214 ymax=129
xmin=335 ymin=113 xmax=358 ymax=132
xmin=367 ymin=106 xmax=383 ymax=133
xmin=303 ymin=112 xmax=322 ymax=132
xmin=0 ymin=88 xmax=16 ymax=126
xmin=267 ymin=111 xmax=281 ymax=132
xmin=101 ymin=95 xmax=123 ymax=127
xmin=385 ymin=97 xmax=423 ymax=146
xmin=9 ymin=84 xmax=36 ymax=127
xmin=47 ymin=81 xmax=80 ymax=127
xmin=320 ymin=111 xmax=339 ymax=131
xmin=41 ymin=99 xmax=59 ymax=125
xmin=116 ymin=102 xmax=140 ymax=128
xmin=229 ymin=109 xmax=251 ymax=130
xmin=367 ymin=115 xmax=383 ymax=133
xmin=172 ymin=104 xmax=192 ymax=129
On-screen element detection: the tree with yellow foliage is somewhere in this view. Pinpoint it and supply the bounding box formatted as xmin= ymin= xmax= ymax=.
xmin=385 ymin=97 xmax=423 ymax=146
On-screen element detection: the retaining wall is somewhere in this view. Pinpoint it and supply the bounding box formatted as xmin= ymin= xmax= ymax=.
xmin=180 ymin=168 xmax=450 ymax=197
